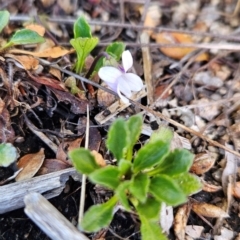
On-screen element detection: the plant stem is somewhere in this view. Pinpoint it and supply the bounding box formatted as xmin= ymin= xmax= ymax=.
xmin=85 ymin=52 xmax=110 ymax=79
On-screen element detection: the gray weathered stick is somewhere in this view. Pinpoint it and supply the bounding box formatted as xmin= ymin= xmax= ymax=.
xmin=24 ymin=192 xmax=89 ymax=240
xmin=0 ymin=167 xmax=81 ymax=214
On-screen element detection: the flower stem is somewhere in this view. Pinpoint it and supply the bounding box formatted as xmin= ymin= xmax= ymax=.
xmin=85 ymin=52 xmax=110 ymax=79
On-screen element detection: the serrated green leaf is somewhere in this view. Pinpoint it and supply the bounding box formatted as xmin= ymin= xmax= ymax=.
xmin=129 ymin=173 xmax=150 ymax=203
xmin=74 ymin=16 xmax=92 ymax=38
xmin=149 ymin=175 xmax=186 ymax=206
xmin=68 ymin=148 xmax=100 ymax=174
xmin=154 ymin=149 xmax=194 ymax=176
xmin=173 ymin=173 xmax=202 ymax=195
xmin=136 ymin=197 xmax=161 ymax=220
xmin=118 ymin=159 xmax=132 ymax=175
xmin=140 ymin=216 xmax=167 ymax=240
xmin=133 ymin=140 xmax=169 ymax=173
xmin=0 ymin=10 xmax=10 ymax=33
xmin=115 ymin=181 xmax=131 ymax=211
xmin=89 ymin=165 xmax=121 ymax=189
xmin=70 ymin=37 xmax=98 ymax=73
xmin=9 ymin=29 xmax=45 ymax=45
xmin=106 ymin=42 xmax=125 ymax=61
xmin=81 ymin=195 xmax=117 ymax=232
xmin=0 ymin=143 xmax=18 ymax=167
xmin=107 ymin=118 xmax=128 ymax=162
xmin=150 ymin=125 xmax=173 ymax=144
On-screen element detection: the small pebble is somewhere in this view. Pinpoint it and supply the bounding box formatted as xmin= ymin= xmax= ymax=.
xmin=219 ymin=86 xmax=227 ymax=95
xmin=210 ymin=93 xmax=221 ymax=101
xmin=212 ymin=168 xmax=223 ymax=182
xmin=208 ymin=146 xmax=218 ymax=153
xmin=15 ymin=137 xmax=25 ymax=143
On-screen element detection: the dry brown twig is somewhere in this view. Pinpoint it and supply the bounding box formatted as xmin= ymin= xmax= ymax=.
xmin=9 ymin=15 xmax=240 ymax=42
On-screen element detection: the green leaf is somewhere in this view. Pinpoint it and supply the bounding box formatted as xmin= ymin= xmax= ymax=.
xmin=0 ymin=10 xmax=10 ymax=34
xmin=118 ymin=159 xmax=132 ymax=175
xmin=129 ymin=173 xmax=150 ymax=203
xmin=106 ymin=42 xmax=125 ymax=61
xmin=70 ymin=37 xmax=98 ymax=74
xmin=0 ymin=143 xmax=18 ymax=167
xmin=126 ymin=115 xmax=142 ymax=159
xmin=136 ymin=197 xmax=161 ymax=220
xmin=154 ymin=149 xmax=194 ymax=176
xmin=133 ymin=140 xmax=169 ymax=173
xmin=89 ymin=165 xmax=121 ymax=189
xmin=81 ymin=196 xmax=117 ymax=232
xmin=115 ymin=182 xmax=131 ymax=211
xmin=64 ymin=76 xmax=81 ymax=94
xmin=9 ymin=29 xmax=45 ymax=45
xmin=107 ymin=118 xmax=128 ymax=162
xmin=173 ymin=173 xmax=202 ymax=195
xmin=149 ymin=175 xmax=186 ymax=206
xmin=140 ymin=216 xmax=167 ymax=240
xmin=150 ymin=125 xmax=173 ymax=144
xmin=74 ymin=16 xmax=92 ymax=38
xmin=68 ymin=148 xmax=100 ymax=174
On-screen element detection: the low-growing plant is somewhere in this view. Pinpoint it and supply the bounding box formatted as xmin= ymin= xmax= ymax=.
xmin=69 ymin=115 xmax=201 ymax=239
xmin=70 ymin=15 xmax=126 ymax=76
xmin=0 ymin=10 xmax=45 ymax=51
xmin=0 ymin=143 xmax=18 ymax=167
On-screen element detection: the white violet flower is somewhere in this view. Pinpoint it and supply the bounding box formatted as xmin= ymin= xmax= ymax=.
xmin=98 ymin=50 xmax=144 ymax=103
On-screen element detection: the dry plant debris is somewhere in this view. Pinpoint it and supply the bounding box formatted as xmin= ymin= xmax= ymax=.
xmin=0 ymin=0 xmax=240 ymax=239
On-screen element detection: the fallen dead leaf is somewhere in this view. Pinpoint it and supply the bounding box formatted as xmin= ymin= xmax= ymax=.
xmin=191 ymin=152 xmax=216 ymax=175
xmin=191 ymin=202 xmax=229 ymax=218
xmin=88 ymin=123 xmax=102 ymax=152
xmin=50 ymin=88 xmax=88 ymax=114
xmin=201 ymin=178 xmax=222 ymax=193
xmin=9 ymin=46 xmax=71 ymax=58
xmin=36 ymin=158 xmax=71 ymax=175
xmin=27 ymin=71 xmax=67 ymax=91
xmin=56 ymin=137 xmax=83 ymax=161
xmin=91 ymin=150 xmax=106 ymax=167
xmin=152 ymin=32 xmax=209 ymax=61
xmin=16 ymin=148 xmax=45 ymax=181
xmin=174 ymin=203 xmax=191 ymax=240
xmin=49 ymin=67 xmax=62 ymax=81
xmin=36 ymin=38 xmax=55 ymax=52
xmin=97 ymin=83 xmax=116 ymax=107
xmin=5 ymin=54 xmax=39 ymax=70
xmin=25 ymin=23 xmax=45 ymax=36
xmin=171 ymin=132 xmax=192 ymax=150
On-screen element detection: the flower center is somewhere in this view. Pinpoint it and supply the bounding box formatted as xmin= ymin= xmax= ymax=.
xmin=118 ymin=65 xmax=125 ymax=73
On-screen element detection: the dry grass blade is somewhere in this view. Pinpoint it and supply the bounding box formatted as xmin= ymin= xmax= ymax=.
xmin=78 ymin=104 xmax=89 ymax=227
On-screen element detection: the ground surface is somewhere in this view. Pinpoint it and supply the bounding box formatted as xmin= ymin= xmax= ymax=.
xmin=0 ymin=0 xmax=240 ymax=239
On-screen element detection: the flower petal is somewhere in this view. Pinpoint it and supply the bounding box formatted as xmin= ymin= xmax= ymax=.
xmin=98 ymin=66 xmax=122 ymax=83
xmin=117 ymin=84 xmax=130 ymax=104
xmin=124 ymin=73 xmax=143 ymax=91
xmin=105 ymin=81 xmax=118 ymax=92
xmin=117 ymin=75 xmax=132 ymax=97
xmin=122 ymin=50 xmax=133 ymax=72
